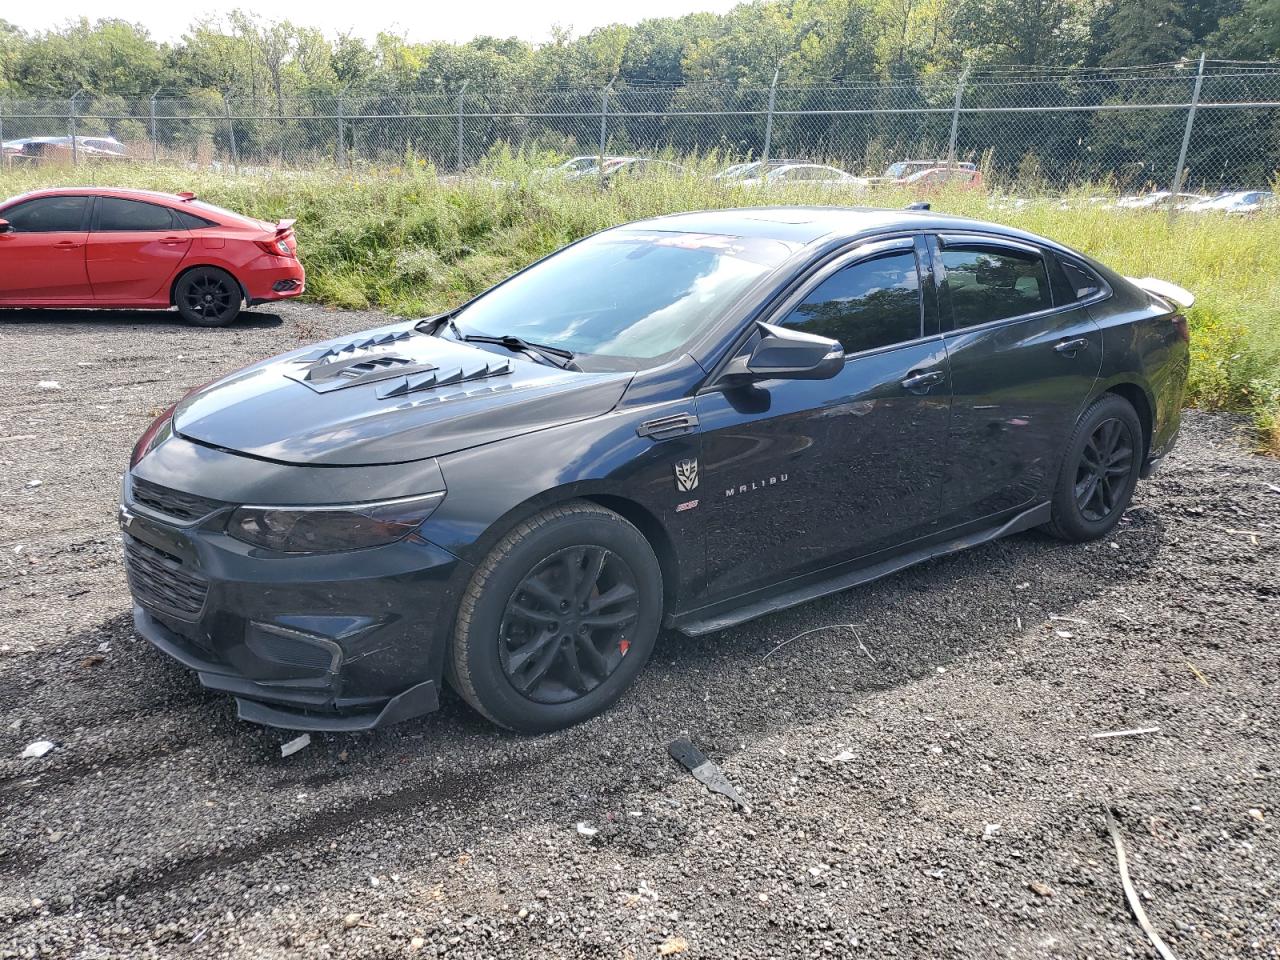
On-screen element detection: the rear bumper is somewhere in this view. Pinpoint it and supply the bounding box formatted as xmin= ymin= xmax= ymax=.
xmin=242 ymin=258 xmax=306 ymax=303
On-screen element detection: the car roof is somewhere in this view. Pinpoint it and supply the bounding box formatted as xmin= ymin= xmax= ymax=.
xmin=623 ymin=206 xmax=1044 ymax=247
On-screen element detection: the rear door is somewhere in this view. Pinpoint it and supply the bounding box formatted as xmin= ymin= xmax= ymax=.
xmin=694 ymin=236 xmax=953 ymax=602
xmin=0 ymin=195 xmax=92 ymax=302
xmin=932 ymin=234 xmax=1102 ymax=529
xmin=87 ymin=197 xmax=192 ymax=302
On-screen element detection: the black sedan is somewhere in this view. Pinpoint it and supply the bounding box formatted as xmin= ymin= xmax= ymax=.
xmin=120 ymin=207 xmax=1191 ymax=733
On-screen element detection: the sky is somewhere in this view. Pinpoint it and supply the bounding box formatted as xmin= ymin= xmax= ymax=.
xmin=4 ymin=0 xmax=743 ymax=44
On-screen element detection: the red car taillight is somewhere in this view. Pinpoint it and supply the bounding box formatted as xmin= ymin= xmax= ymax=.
xmin=255 ymin=235 xmax=296 ymax=258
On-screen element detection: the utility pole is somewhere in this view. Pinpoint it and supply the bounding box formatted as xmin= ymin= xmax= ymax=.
xmin=1169 ymin=53 xmax=1207 ymax=217
xmin=762 ymin=68 xmax=780 ymax=164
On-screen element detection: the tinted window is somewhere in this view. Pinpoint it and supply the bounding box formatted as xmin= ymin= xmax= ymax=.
xmin=2 ymin=196 xmax=88 ymax=232
xmin=1060 ymin=259 xmax=1102 ymax=300
xmin=173 ymin=209 xmax=215 ymax=229
xmin=97 ymin=197 xmax=176 ymax=232
xmin=942 ymin=247 xmax=1051 ymax=328
xmin=780 ymin=252 xmax=922 ymax=353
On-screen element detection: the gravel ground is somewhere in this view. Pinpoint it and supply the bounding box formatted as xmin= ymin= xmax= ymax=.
xmin=1 ymin=302 xmax=1277 ymax=960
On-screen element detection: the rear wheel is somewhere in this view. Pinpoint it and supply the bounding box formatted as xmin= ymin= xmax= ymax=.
xmin=449 ymin=501 xmax=663 ymax=733
xmin=174 ymin=267 xmax=242 ymax=327
xmin=1045 ymin=393 xmax=1143 ymax=542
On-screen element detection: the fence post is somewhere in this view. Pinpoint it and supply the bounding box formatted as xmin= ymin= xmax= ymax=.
xmin=947 ymin=66 xmax=970 ymax=165
xmin=224 ymin=95 xmax=240 ymax=172
xmin=762 ymin=68 xmax=779 ymax=164
xmin=69 ymin=89 xmax=85 ymax=165
xmin=1169 ymin=53 xmax=1207 ymax=209
xmin=597 ymin=80 xmax=613 ymax=180
xmin=149 ymin=88 xmax=161 ymax=163
xmin=336 ymin=90 xmax=346 ymax=169
xmin=455 ymin=79 xmax=470 ymax=171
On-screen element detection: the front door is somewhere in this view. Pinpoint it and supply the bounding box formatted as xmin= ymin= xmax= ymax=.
xmin=931 ymin=235 xmax=1103 ymax=529
xmin=87 ymin=196 xmax=192 ymax=302
xmin=0 ymin=194 xmax=92 ymax=302
xmin=694 ymin=237 xmax=952 ymax=603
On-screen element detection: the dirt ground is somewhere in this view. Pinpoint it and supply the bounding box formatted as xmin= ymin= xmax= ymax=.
xmin=1 ymin=303 xmax=1277 ymax=959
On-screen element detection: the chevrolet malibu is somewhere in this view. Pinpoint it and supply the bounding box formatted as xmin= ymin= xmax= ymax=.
xmin=120 ymin=207 xmax=1190 ymax=733
xmin=0 ymin=187 xmax=304 ymax=325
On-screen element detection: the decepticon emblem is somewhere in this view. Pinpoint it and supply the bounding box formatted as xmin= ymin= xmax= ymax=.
xmin=674 ymin=459 xmax=699 ymax=492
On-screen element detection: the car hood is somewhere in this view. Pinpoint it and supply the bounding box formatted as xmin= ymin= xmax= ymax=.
xmin=174 ymin=320 xmax=633 ymax=466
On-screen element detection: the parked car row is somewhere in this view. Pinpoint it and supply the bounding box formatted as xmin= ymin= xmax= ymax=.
xmin=543 ymin=156 xmax=983 ymax=191
xmin=988 ymin=189 xmax=1278 ymax=215
xmin=2 ymin=135 xmax=130 ymax=165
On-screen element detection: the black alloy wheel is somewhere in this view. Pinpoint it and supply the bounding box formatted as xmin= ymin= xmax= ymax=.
xmin=498 ymin=546 xmax=640 ymax=704
xmin=175 ymin=267 xmax=242 ymax=327
xmin=1045 ymin=393 xmax=1143 ymax=542
xmin=448 ymin=501 xmax=663 ymax=733
xmin=1074 ymin=417 xmax=1136 ymax=522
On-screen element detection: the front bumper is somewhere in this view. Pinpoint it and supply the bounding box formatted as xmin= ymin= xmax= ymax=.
xmin=120 ymin=477 xmax=466 ymax=731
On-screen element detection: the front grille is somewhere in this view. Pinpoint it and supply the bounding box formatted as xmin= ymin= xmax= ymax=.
xmin=130 ymin=477 xmax=225 ymax=524
xmin=124 ymin=535 xmax=209 ymax=620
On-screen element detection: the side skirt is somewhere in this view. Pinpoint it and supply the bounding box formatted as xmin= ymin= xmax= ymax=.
xmin=671 ymin=501 xmax=1052 ymax=637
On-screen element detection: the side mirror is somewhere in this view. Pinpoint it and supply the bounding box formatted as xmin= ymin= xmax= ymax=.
xmin=0 ymin=219 xmax=11 ymax=234
xmin=721 ymin=321 xmax=844 ymax=383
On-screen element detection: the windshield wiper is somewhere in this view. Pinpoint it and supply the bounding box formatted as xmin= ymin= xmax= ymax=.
xmin=461 ymin=331 xmax=578 ymax=370
xmin=433 ymin=316 xmax=579 ymax=370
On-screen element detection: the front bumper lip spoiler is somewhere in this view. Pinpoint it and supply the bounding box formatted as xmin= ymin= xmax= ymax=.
xmin=134 ymin=606 xmax=439 ymax=732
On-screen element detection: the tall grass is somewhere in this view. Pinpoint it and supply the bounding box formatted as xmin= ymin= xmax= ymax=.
xmin=3 ymin=158 xmax=1278 ymax=451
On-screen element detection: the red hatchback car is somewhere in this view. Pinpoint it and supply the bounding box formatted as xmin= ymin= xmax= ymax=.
xmin=0 ymin=188 xmax=305 ymax=326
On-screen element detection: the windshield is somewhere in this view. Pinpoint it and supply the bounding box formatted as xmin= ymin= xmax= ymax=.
xmin=450 ymin=230 xmax=796 ymax=365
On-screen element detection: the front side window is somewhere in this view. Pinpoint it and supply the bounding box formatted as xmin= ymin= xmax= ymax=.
xmin=449 ymin=230 xmax=796 ymax=366
xmin=2 ymin=196 xmax=88 ymax=232
xmin=96 ymin=197 xmax=177 ymax=232
xmin=780 ymin=251 xmax=922 ymax=354
xmin=941 ymin=246 xmax=1051 ymax=329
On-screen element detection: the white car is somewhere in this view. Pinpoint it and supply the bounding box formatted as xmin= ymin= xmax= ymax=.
xmin=1114 ymin=191 xmax=1205 ymax=209
xmin=739 ymin=163 xmax=862 ymax=189
xmin=1180 ymin=190 xmax=1275 ymax=214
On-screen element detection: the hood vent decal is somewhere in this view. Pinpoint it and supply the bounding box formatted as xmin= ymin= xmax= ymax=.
xmin=376 ymin=357 xmax=514 ymax=399
xmin=286 ymin=331 xmax=435 ymax=393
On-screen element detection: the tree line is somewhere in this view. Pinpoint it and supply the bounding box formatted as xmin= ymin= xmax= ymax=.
xmin=0 ymin=0 xmax=1275 ymax=101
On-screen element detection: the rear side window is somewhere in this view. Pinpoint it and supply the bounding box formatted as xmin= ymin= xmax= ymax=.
xmin=780 ymin=251 xmax=923 ymax=354
xmin=96 ymin=197 xmax=176 ymax=232
xmin=941 ymin=246 xmax=1051 ymax=329
xmin=2 ymin=196 xmax=88 ymax=232
xmin=1059 ymin=258 xmax=1103 ymax=301
xmin=173 ymin=209 xmax=215 ymax=229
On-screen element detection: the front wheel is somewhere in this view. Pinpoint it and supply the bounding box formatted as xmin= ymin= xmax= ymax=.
xmin=1045 ymin=393 xmax=1143 ymax=542
xmin=174 ymin=267 xmax=242 ymax=327
xmin=449 ymin=502 xmax=663 ymax=733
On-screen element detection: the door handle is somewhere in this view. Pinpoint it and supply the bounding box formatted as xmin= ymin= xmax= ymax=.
xmin=1054 ymin=337 xmax=1090 ymax=355
xmin=900 ymin=369 xmax=945 ymax=393
xmin=54 ymin=241 xmax=83 ymax=250
xmin=159 ymin=236 xmax=185 ymax=245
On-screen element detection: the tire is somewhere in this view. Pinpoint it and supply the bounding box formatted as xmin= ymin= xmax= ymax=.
xmin=449 ymin=501 xmax=663 ymax=733
xmin=1045 ymin=393 xmax=1143 ymax=542
xmin=174 ymin=267 xmax=242 ymax=327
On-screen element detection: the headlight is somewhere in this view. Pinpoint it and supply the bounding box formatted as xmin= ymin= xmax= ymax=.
xmin=130 ymin=404 xmax=176 ymax=467
xmin=227 ymin=492 xmax=445 ymax=554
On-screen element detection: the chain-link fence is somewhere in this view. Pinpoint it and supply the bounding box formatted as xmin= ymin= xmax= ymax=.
xmin=2 ymin=59 xmax=1278 ymax=191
